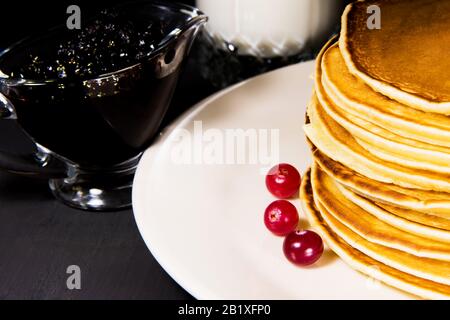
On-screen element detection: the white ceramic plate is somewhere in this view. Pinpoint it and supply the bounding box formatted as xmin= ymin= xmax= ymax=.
xmin=133 ymin=61 xmax=410 ymax=299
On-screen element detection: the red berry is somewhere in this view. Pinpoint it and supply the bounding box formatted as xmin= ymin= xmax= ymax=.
xmin=283 ymin=230 xmax=324 ymax=266
xmin=264 ymin=200 xmax=299 ymax=236
xmin=266 ymin=163 xmax=301 ymax=199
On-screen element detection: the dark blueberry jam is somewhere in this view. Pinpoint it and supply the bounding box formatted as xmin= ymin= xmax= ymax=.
xmin=10 ymin=9 xmax=165 ymax=80
xmin=0 ymin=4 xmax=192 ymax=167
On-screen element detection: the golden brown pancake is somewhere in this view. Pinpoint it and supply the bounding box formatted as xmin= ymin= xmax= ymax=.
xmin=376 ymin=203 xmax=450 ymax=231
xmin=313 ymin=149 xmax=450 ymax=219
xmin=311 ymin=163 xmax=450 ymax=261
xmin=335 ymin=182 xmax=450 ymax=243
xmin=318 ymin=50 xmax=450 ymax=172
xmin=307 ymin=38 xmax=450 ymax=192
xmin=302 ymin=1 xmax=450 ymax=299
xmin=340 ymin=0 xmax=450 ymax=114
xmin=322 ymin=43 xmax=450 ymax=148
xmin=301 ymin=169 xmax=450 ymax=299
xmin=305 ymin=94 xmax=450 ymax=192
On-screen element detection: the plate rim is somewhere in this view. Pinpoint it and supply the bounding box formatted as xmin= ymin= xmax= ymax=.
xmin=131 ymin=60 xmax=397 ymax=300
xmin=132 ymin=67 xmax=260 ymax=299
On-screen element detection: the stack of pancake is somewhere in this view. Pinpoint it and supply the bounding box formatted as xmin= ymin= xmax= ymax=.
xmin=301 ymin=0 xmax=450 ymax=299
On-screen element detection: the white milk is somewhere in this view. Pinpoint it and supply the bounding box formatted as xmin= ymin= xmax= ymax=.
xmin=197 ymin=0 xmax=345 ymax=57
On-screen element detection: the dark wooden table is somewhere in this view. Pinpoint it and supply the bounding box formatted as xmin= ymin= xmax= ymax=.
xmin=0 ymin=55 xmax=216 ymax=300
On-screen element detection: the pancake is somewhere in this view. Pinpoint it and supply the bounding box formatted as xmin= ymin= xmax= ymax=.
xmin=305 ymin=94 xmax=450 ymax=192
xmin=307 ymin=38 xmax=450 ymax=191
xmin=354 ymin=138 xmax=450 ymax=174
xmin=321 ymin=43 xmax=450 ymax=148
xmin=329 ymin=104 xmax=450 ymax=157
xmin=313 ymin=149 xmax=450 ymax=218
xmin=335 ymin=182 xmax=450 ymax=243
xmin=311 ymin=163 xmax=450 ymax=262
xmin=376 ymin=203 xmax=450 ymax=231
xmin=302 ymin=0 xmax=450 ymax=299
xmin=340 ymin=0 xmax=450 ymax=114
xmin=320 ymin=87 xmax=450 ymax=170
xmin=301 ymin=169 xmax=450 ymax=299
xmin=314 ymin=41 xmax=450 ymax=174
xmin=317 ymin=58 xmax=450 ymax=172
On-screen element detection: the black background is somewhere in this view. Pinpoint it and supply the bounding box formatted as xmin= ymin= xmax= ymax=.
xmin=0 ymin=0 xmax=195 ymax=49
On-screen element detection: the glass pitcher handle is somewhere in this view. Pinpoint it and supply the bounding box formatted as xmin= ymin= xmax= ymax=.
xmin=0 ymin=93 xmax=67 ymax=178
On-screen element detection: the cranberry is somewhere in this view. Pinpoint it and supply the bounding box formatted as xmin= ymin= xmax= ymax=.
xmin=283 ymin=230 xmax=324 ymax=266
xmin=264 ymin=200 xmax=299 ymax=236
xmin=266 ymin=163 xmax=301 ymax=199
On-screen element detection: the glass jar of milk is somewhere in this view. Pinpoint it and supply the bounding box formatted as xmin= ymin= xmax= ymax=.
xmin=196 ymin=0 xmax=347 ymax=87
